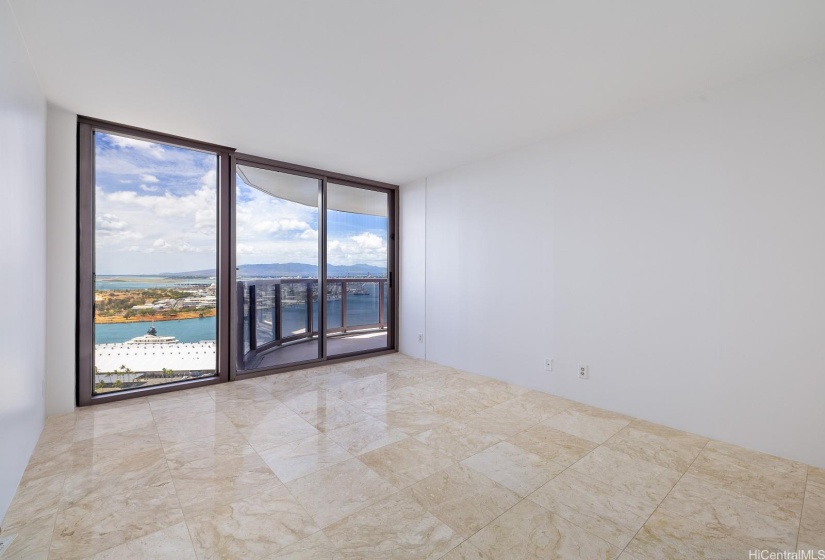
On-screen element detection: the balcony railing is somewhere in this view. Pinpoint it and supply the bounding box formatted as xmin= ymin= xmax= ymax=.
xmin=236 ymin=277 xmax=387 ymax=367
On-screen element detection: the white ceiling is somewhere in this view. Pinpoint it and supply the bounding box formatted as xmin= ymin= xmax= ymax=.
xmin=10 ymin=0 xmax=825 ymax=184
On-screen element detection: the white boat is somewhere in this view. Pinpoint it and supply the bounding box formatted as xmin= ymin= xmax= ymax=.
xmin=125 ymin=325 xmax=179 ymax=345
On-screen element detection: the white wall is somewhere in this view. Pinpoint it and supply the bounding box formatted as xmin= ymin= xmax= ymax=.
xmin=45 ymin=104 xmax=77 ymax=415
xmin=401 ymin=56 xmax=825 ymax=468
xmin=0 ymin=2 xmax=48 ymax=520
xmin=399 ymin=179 xmax=427 ymax=359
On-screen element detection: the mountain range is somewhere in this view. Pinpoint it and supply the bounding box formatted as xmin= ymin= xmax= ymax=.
xmin=164 ymin=262 xmax=387 ymax=278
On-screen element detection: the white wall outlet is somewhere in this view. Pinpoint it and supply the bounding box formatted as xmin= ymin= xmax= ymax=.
xmin=544 ymin=358 xmax=553 ymax=371
xmin=578 ymin=365 xmax=589 ymax=379
xmin=418 ymin=333 xmax=424 ymax=343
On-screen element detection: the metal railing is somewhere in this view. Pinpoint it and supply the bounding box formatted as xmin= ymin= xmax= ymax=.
xmin=237 ymin=277 xmax=387 ymax=365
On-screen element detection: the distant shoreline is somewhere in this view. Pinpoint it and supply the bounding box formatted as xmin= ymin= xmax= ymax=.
xmin=95 ymin=308 xmax=217 ymax=324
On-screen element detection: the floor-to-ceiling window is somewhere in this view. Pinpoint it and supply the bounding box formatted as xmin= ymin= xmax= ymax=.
xmin=232 ymin=157 xmax=396 ymax=377
xmin=77 ymin=119 xmax=397 ymax=404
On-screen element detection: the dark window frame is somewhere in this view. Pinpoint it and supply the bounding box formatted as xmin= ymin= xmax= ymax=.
xmin=76 ymin=116 xmax=399 ymax=406
xmin=229 ymin=154 xmax=399 ymax=381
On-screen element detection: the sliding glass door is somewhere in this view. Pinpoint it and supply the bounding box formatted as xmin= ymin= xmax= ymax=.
xmin=233 ymin=160 xmax=395 ymax=376
xmin=234 ymin=164 xmax=322 ymax=373
xmin=325 ymin=182 xmax=391 ymax=357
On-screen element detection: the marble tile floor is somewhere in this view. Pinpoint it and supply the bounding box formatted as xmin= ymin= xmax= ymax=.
xmin=2 ymin=354 xmax=823 ymax=559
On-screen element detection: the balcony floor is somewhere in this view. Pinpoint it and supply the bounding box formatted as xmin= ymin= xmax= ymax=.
xmin=246 ymin=331 xmax=388 ymax=370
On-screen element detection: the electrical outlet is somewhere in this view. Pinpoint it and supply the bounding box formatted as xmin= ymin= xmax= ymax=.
xmin=578 ymin=365 xmax=589 ymax=380
xmin=544 ymin=358 xmax=553 ymax=371
xmin=418 ymin=333 xmax=424 ymax=343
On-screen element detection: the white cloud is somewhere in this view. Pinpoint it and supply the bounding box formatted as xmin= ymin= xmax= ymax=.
xmin=351 ymin=232 xmax=384 ymax=249
xmin=95 ymin=213 xmax=144 ymax=243
xmin=200 ymin=169 xmax=216 ymax=188
xmin=253 ymin=219 xmax=311 ymax=234
xmin=96 ymin=184 xmax=217 ymax=271
xmin=94 ymin=132 xmax=222 ymax=273
xmin=327 ymin=232 xmax=387 ymax=267
xmin=109 ymin=136 xmax=165 ymax=158
xmin=96 ymin=213 xmax=127 ymax=232
xmin=105 ymin=184 xmax=216 ymax=228
xmin=95 ymin=171 xmax=387 ymax=274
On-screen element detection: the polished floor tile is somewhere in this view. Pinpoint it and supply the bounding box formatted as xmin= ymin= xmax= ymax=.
xmin=441 ymin=540 xmax=487 ymax=560
xmin=528 ymin=469 xmax=656 ymax=548
xmin=186 ymin=484 xmax=319 ymax=560
xmin=50 ymin=481 xmax=185 ymax=559
xmin=508 ymin=422 xmax=597 ymax=466
xmin=324 ymin=417 xmax=408 ymax=455
xmin=3 ymin=353 xmax=822 ymax=559
xmin=414 ymin=420 xmax=501 ymax=462
xmin=0 ymin=512 xmax=57 ymax=560
xmin=605 ymin=420 xmax=708 ymax=473
xmin=462 ymin=406 xmax=538 ymax=440
xmin=469 ymin=499 xmax=620 ymax=559
xmin=798 ymin=476 xmax=825 ymax=549
xmin=285 ymin=458 xmax=397 ymax=528
xmin=72 ymin=401 xmax=155 ymax=442
xmin=155 ymin=410 xmax=242 ymax=446
xmin=658 ymin=474 xmax=801 ymax=551
xmin=687 ymin=444 xmax=807 ymax=512
xmin=170 ymin=451 xmax=284 ymax=519
xmin=235 ymin=412 xmax=321 ymax=453
xmin=269 ymin=530 xmax=343 ymax=560
xmin=625 ymin=509 xmax=753 ymax=559
xmin=460 ymin=441 xmax=565 ymax=497
xmin=371 ymin=404 xmax=452 ymax=435
xmin=407 ymin=464 xmax=520 ymax=537
xmin=91 ymin=522 xmax=197 ymax=560
xmin=258 ymin=433 xmax=353 ymax=482
xmin=282 ymin=390 xmax=373 ymax=433
xmin=808 ymin=466 xmax=825 ymax=488
xmin=324 ymin=491 xmax=462 ymax=559
xmin=542 ymin=406 xmax=630 ymax=444
xmin=1 ymin=472 xmax=65 ymax=529
xmin=497 ymin=391 xmax=574 ymax=421
xmin=359 ymin=437 xmax=454 ymax=489
xmin=569 ymin=445 xmax=681 ymax=505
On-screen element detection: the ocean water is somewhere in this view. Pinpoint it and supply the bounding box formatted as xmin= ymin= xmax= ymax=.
xmin=95 ymin=316 xmax=217 ymax=344
xmin=96 ymin=277 xmax=213 ymax=290
xmin=95 ymin=287 xmax=390 ymax=345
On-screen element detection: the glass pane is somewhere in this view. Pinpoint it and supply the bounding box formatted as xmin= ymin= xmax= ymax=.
xmin=325 ymin=183 xmax=390 ymax=356
xmin=235 ymin=165 xmax=321 ymax=371
xmin=93 ymin=132 xmax=218 ymax=394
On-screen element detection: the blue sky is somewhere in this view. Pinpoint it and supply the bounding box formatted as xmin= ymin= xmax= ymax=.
xmin=95 ymin=132 xmax=388 ymax=275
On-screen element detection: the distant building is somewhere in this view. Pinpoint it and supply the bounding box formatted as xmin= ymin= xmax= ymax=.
xmin=95 ymin=326 xmax=216 ymax=375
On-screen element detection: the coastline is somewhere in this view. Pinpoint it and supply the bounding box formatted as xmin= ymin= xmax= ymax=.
xmin=95 ymin=308 xmax=217 ymax=324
